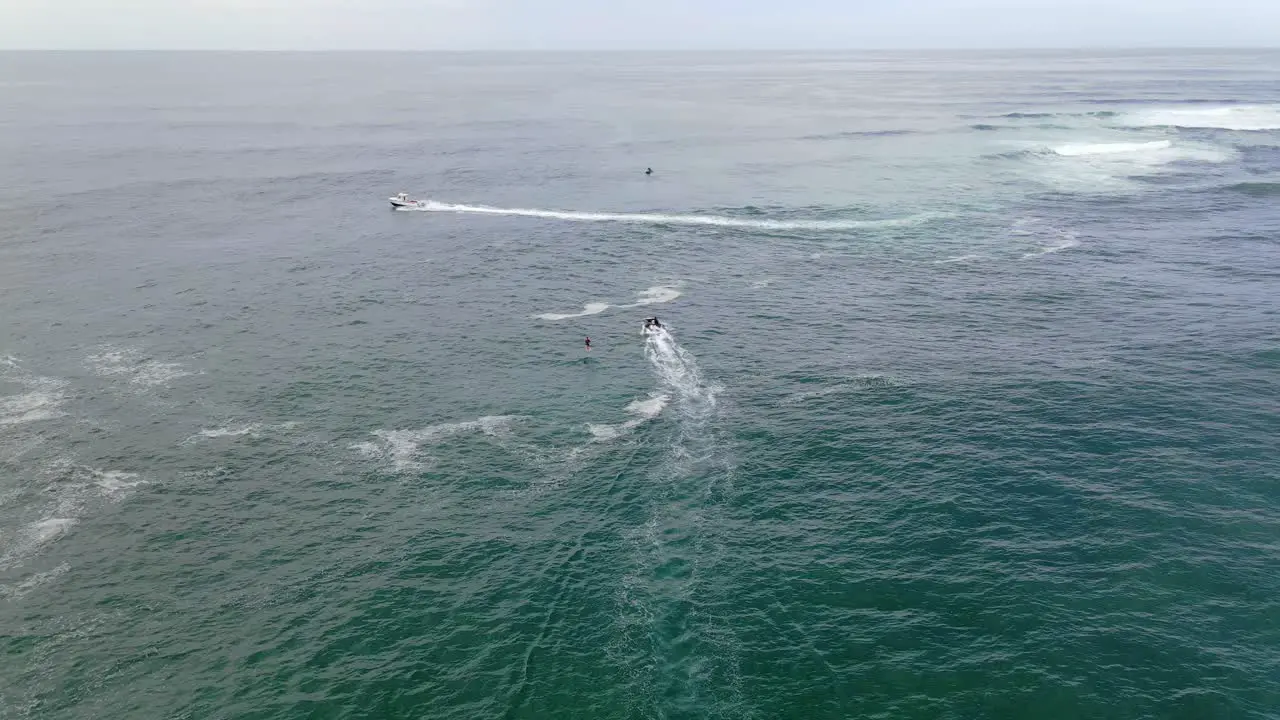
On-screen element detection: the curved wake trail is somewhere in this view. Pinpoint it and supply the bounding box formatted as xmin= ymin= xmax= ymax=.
xmin=614 ymin=328 xmax=746 ymax=717
xmin=417 ymin=200 xmax=931 ymax=231
xmin=643 ymin=328 xmax=718 ymax=422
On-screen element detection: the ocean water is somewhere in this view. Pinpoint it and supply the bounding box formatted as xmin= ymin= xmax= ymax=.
xmin=1 ymin=50 xmax=1279 ymax=719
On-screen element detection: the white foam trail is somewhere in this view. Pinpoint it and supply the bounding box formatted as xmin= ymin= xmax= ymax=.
xmin=644 ymin=328 xmax=717 ymax=419
xmin=536 ymin=286 xmax=682 ymax=322
xmin=535 ymin=302 xmax=611 ymax=322
xmin=934 ymin=254 xmax=979 ymax=264
xmin=588 ymin=395 xmax=670 ymax=442
xmin=353 ymin=415 xmax=516 ymax=472
xmin=1052 ymin=140 xmax=1171 ymax=156
xmin=1121 ymin=105 xmax=1280 ymax=131
xmin=417 ymin=200 xmax=931 ymax=230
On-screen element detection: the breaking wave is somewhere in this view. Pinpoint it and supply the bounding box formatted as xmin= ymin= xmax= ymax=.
xmin=1052 ymin=140 xmax=1173 ymax=157
xmin=1002 ymin=137 xmax=1235 ymax=191
xmin=1119 ymin=105 xmax=1280 ymax=131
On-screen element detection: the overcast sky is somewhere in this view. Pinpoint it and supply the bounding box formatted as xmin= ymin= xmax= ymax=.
xmin=3 ymin=0 xmax=1279 ymax=50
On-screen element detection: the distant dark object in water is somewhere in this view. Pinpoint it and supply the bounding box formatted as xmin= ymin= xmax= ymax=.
xmin=645 ymin=167 xmax=653 ymax=176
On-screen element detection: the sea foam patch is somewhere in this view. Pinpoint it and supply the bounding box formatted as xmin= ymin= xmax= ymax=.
xmin=536 ymin=286 xmax=682 ymax=321
xmin=352 ymin=415 xmax=517 ymax=472
xmin=0 ymin=359 xmax=67 ymax=428
xmin=588 ymin=395 xmax=670 ymax=442
xmin=0 ymin=518 xmax=77 ymax=571
xmin=185 ymin=422 xmax=301 ymax=443
xmin=0 ymin=383 xmax=66 ymax=427
xmin=85 ymin=347 xmax=192 ymax=387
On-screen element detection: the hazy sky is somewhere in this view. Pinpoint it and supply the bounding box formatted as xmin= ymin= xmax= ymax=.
xmin=3 ymin=0 xmax=1279 ymax=50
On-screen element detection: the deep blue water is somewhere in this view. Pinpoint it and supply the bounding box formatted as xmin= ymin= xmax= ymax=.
xmin=1 ymin=50 xmax=1279 ymax=719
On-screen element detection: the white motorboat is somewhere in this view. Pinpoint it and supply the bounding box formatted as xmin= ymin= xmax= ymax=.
xmin=389 ymin=192 xmax=424 ymax=209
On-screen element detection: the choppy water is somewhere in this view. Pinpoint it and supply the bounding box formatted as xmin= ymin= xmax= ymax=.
xmin=2 ymin=50 xmax=1279 ymax=719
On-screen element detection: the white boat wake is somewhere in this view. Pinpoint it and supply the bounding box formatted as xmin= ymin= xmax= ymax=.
xmin=414 ymin=200 xmax=934 ymax=231
xmin=643 ymin=326 xmax=719 ymax=422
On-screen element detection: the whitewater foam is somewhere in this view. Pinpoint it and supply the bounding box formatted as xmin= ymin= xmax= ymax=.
xmin=0 ymin=364 xmax=67 ymax=427
xmin=189 ymin=422 xmax=300 ymax=441
xmin=1052 ymin=140 xmax=1172 ymax=157
xmin=0 ymin=388 xmax=65 ymax=426
xmin=416 ymin=200 xmax=933 ymax=231
xmin=536 ymin=286 xmax=682 ymax=322
xmin=588 ymin=395 xmax=671 ymax=442
xmin=1121 ymin=104 xmax=1280 ymax=131
xmin=42 ymin=460 xmax=149 ymax=501
xmin=353 ymin=415 xmax=517 ymax=472
xmin=1017 ymin=137 xmax=1234 ymax=191
xmin=92 ymin=470 xmax=147 ymax=496
xmin=644 ymin=328 xmax=718 ymax=420
xmin=0 ymin=518 xmax=77 ymax=571
xmin=86 ymin=347 xmax=192 ymax=387
xmin=535 ymin=302 xmax=612 ymax=322
xmin=630 ymin=287 xmax=682 ymax=307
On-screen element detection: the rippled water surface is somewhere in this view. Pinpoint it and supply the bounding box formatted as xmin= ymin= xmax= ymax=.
xmin=1 ymin=51 xmax=1279 ymax=719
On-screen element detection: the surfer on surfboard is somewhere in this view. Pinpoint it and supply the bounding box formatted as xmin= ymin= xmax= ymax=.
xmin=584 ymin=336 xmax=591 ymax=351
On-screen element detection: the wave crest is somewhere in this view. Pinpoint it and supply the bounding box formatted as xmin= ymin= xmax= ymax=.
xmin=1120 ymin=105 xmax=1280 ymax=131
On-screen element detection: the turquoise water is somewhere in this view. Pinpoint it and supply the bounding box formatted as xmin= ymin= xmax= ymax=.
xmin=1 ymin=51 xmax=1279 ymax=718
